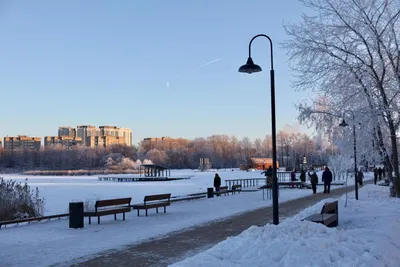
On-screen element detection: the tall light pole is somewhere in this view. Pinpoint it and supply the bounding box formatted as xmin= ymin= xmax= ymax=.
xmin=339 ymin=110 xmax=359 ymax=200
xmin=238 ymin=34 xmax=279 ymax=225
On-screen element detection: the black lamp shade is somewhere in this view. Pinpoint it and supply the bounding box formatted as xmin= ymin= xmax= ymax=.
xmin=339 ymin=119 xmax=349 ymax=127
xmin=238 ymin=57 xmax=262 ymax=74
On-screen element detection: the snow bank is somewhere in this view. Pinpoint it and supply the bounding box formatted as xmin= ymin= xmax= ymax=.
xmin=171 ymin=185 xmax=400 ymax=267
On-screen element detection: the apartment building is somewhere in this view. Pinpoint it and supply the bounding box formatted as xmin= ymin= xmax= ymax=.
xmin=3 ymin=136 xmax=41 ymax=152
xmin=99 ymin=126 xmax=133 ymax=146
xmin=58 ymin=126 xmax=76 ymax=138
xmin=86 ymin=135 xmax=125 ymax=148
xmin=76 ymin=125 xmax=101 ymax=146
xmin=118 ymin=127 xmax=133 ymax=147
xmin=44 ymin=136 xmax=82 ymax=150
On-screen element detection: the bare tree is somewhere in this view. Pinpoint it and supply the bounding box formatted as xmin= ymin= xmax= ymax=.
xmin=284 ymin=0 xmax=400 ymax=194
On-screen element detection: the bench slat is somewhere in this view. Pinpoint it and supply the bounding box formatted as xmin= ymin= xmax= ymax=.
xmin=83 ymin=207 xmax=131 ymax=217
xmin=321 ymin=201 xmax=337 ymax=214
xmin=95 ymin=197 xmax=132 ymax=208
xmin=132 ymin=202 xmax=170 ymax=209
xmin=144 ymin=194 xmax=171 ymax=202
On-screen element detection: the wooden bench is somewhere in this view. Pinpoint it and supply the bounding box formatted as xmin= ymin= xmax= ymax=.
xmin=84 ymin=197 xmax=132 ymax=224
xmin=302 ymin=201 xmax=338 ymax=227
xmin=132 ymin=193 xmax=171 ymax=216
xmin=215 ymin=186 xmax=229 ymax=196
xmin=231 ymin=184 xmax=242 ymax=194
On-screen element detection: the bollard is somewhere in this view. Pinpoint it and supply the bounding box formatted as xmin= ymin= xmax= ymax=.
xmin=69 ymin=202 xmax=84 ymax=229
xmin=207 ymin=187 xmax=214 ymax=198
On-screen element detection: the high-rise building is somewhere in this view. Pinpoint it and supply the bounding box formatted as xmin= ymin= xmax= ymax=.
xmin=118 ymin=128 xmax=133 ymax=146
xmin=76 ymin=125 xmax=100 ymax=146
xmin=86 ymin=135 xmax=125 ymax=148
xmin=99 ymin=126 xmax=133 ymax=146
xmin=58 ymin=126 xmax=76 ymax=138
xmin=3 ymin=136 xmax=41 ymax=152
xmin=99 ymin=126 xmax=119 ymax=137
xmin=44 ymin=136 xmax=82 ymax=150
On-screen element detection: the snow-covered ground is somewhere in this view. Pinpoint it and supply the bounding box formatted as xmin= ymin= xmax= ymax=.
xmin=1 ymin=169 xmax=352 ymax=215
xmin=0 ymin=170 xmax=375 ymax=267
xmin=171 ymin=184 xmax=400 ymax=267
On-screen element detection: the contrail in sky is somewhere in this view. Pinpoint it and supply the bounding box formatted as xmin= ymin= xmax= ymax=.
xmin=198 ymin=58 xmax=221 ymax=68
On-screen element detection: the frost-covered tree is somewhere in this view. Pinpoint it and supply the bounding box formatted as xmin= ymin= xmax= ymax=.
xmin=284 ymin=0 xmax=400 ymax=195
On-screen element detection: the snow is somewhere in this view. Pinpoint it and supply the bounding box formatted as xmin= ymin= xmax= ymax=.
xmin=171 ymin=184 xmax=400 ymax=267
xmin=0 ymin=169 xmax=378 ymax=267
xmin=1 ymin=169 xmax=347 ymax=215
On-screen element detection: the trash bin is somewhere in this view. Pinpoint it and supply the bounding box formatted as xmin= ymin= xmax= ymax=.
xmin=69 ymin=202 xmax=84 ymax=229
xmin=207 ymin=187 xmax=214 ymax=198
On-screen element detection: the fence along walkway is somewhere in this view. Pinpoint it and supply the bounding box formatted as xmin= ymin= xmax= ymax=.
xmin=224 ymin=172 xmax=293 ymax=189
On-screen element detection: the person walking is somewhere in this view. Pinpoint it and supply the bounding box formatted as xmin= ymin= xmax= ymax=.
xmin=300 ymin=170 xmax=306 ymax=183
xmin=358 ymin=169 xmax=364 ymax=186
xmin=374 ymin=167 xmax=378 ymax=185
xmin=378 ymin=167 xmax=383 ymax=180
xmin=309 ymin=171 xmax=318 ymax=194
xmin=322 ymin=166 xmax=333 ymax=194
xmin=213 ymin=173 xmax=221 ymax=194
xmin=291 ymin=171 xmax=296 ymax=188
xmin=261 ymin=166 xmax=273 ymax=187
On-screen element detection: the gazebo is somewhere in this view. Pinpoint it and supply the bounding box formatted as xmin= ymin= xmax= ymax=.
xmin=139 ymin=164 xmax=171 ymax=177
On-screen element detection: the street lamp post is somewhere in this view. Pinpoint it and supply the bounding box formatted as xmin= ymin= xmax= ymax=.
xmin=339 ymin=110 xmax=359 ymax=200
xmin=238 ymin=34 xmax=279 ymax=225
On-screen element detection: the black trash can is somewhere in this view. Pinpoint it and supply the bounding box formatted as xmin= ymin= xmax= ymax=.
xmin=69 ymin=202 xmax=84 ymax=229
xmin=207 ymin=187 xmax=214 ymax=198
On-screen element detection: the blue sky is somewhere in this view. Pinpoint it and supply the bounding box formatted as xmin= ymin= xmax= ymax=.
xmin=0 ymin=0 xmax=312 ymax=145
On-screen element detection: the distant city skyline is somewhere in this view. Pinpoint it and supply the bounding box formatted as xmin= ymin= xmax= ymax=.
xmin=0 ymin=1 xmax=314 ymax=145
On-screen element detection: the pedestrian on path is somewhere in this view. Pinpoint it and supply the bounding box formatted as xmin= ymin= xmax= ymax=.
xmin=300 ymin=170 xmax=306 ymax=182
xmin=358 ymin=170 xmax=364 ymax=186
xmin=374 ymin=167 xmax=378 ymax=185
xmin=309 ymin=171 xmax=318 ymax=194
xmin=378 ymin=167 xmax=383 ymax=180
xmin=322 ymin=166 xmax=333 ymax=194
xmin=261 ymin=166 xmax=273 ymax=187
xmin=213 ymin=173 xmax=221 ymax=194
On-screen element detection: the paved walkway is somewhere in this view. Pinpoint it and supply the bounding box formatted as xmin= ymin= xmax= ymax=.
xmin=73 ymin=183 xmax=369 ymax=267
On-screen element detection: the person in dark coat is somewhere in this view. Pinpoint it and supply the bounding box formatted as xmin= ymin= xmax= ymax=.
xmin=322 ymin=166 xmax=333 ymax=194
xmin=310 ymin=171 xmax=318 ymax=194
xmin=378 ymin=167 xmax=383 ymax=180
xmin=261 ymin=166 xmax=273 ymax=186
xmin=213 ymin=173 xmax=221 ymax=192
xmin=374 ymin=167 xmax=378 ymax=185
xmin=300 ymin=170 xmax=306 ymax=183
xmin=358 ymin=170 xmax=364 ymax=186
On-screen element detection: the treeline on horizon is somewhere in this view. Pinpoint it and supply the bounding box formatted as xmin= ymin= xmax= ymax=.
xmin=0 ymin=132 xmax=334 ymax=172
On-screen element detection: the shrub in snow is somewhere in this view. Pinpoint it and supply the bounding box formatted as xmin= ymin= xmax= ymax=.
xmin=101 ymin=153 xmax=135 ymax=170
xmin=0 ymin=178 xmax=45 ymax=221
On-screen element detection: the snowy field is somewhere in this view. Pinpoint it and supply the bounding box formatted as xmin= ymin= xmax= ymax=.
xmin=1 ymin=169 xmax=351 ymax=215
xmin=0 ymin=170 xmax=374 ymax=267
xmin=172 ymin=184 xmax=400 ymax=267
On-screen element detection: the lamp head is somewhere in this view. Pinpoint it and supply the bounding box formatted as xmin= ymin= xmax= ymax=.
xmin=238 ymin=57 xmax=262 ymax=74
xmin=339 ymin=119 xmax=349 ymax=127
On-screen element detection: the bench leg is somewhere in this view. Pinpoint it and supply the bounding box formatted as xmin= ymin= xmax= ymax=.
xmin=98 ymin=216 xmax=100 ymax=224
xmin=164 ymin=206 xmax=166 ymax=213
xmin=89 ymin=216 xmax=91 ymax=225
xmin=156 ymin=207 xmax=159 ymax=213
xmin=146 ymin=209 xmax=148 ymax=217
xmin=137 ymin=209 xmax=139 ymax=216
xmin=123 ymin=212 xmax=125 ymax=221
xmin=114 ymin=214 xmax=117 ymax=220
